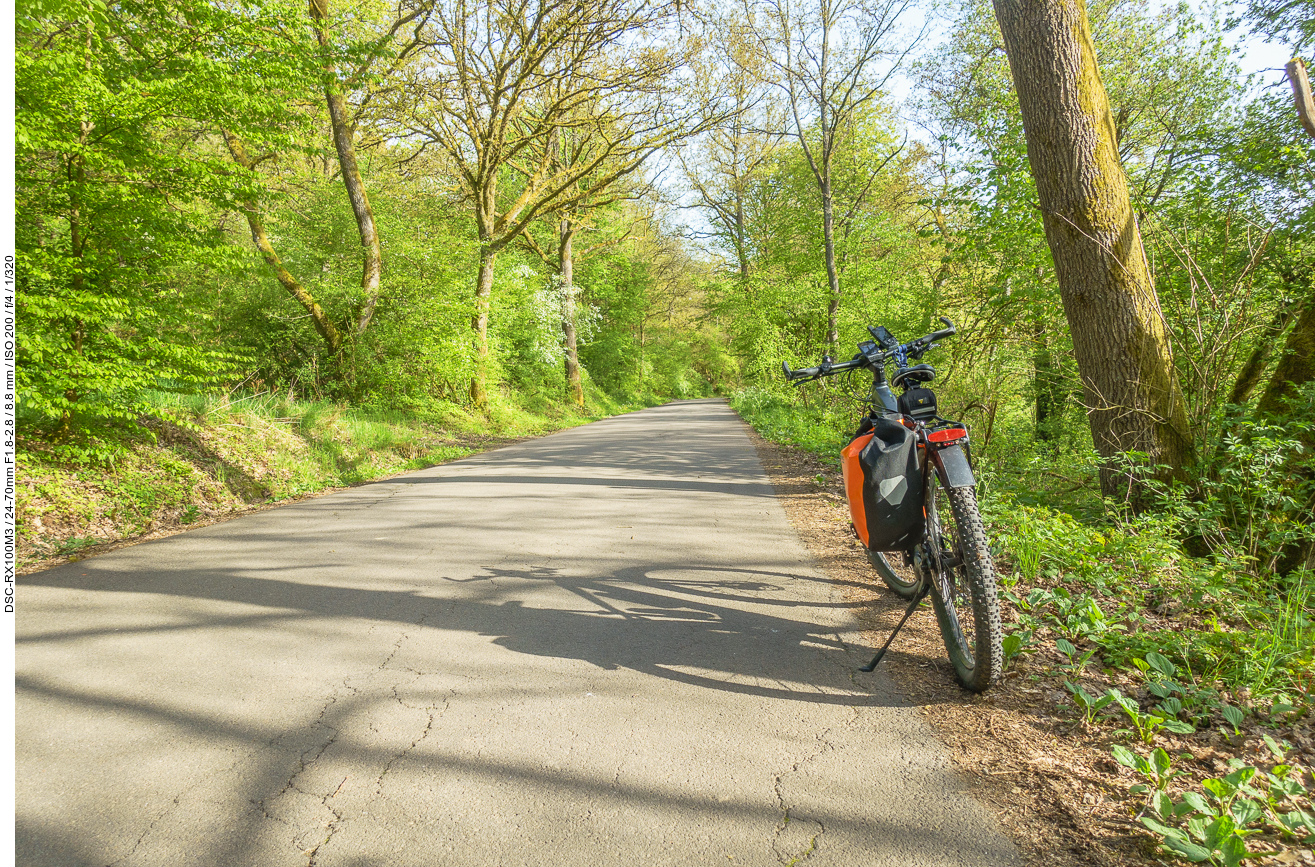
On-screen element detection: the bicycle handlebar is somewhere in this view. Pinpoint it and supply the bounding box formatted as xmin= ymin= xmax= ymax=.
xmin=783 ymin=317 xmax=957 ymax=384
xmin=782 ymin=354 xmax=867 ymax=382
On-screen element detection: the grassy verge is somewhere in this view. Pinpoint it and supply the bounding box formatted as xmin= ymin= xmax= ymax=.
xmin=19 ymin=385 xmax=650 ymax=572
xmin=733 ymin=387 xmax=1315 ymax=865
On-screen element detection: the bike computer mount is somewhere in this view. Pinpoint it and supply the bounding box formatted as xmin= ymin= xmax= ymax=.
xmin=868 ymin=325 xmax=898 ymax=350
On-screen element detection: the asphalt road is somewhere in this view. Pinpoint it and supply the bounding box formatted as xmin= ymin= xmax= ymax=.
xmin=17 ymin=399 xmax=1018 ymax=867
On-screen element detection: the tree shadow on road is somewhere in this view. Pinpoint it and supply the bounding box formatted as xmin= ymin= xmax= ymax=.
xmin=21 ymin=558 xmax=895 ymax=707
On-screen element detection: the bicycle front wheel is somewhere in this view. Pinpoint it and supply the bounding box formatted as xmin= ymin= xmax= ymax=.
xmin=926 ymin=480 xmax=1002 ymax=692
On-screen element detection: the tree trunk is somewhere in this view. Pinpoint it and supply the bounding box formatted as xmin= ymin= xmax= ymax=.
xmin=1288 ymin=58 xmax=1315 ymax=141
xmin=1256 ymin=282 xmax=1315 ymax=575
xmin=821 ymin=177 xmax=841 ymax=349
xmin=1228 ymin=300 xmax=1296 ymax=406
xmin=992 ymin=0 xmax=1195 ymax=502
xmin=223 ymin=130 xmax=343 ymax=356
xmin=470 ymin=245 xmax=495 ymax=406
xmin=559 ymin=219 xmax=584 ymax=407
xmin=1033 ymin=318 xmax=1062 ymax=441
xmin=309 ymin=0 xmax=383 ymax=334
xmin=1258 ymin=285 xmax=1315 ymax=416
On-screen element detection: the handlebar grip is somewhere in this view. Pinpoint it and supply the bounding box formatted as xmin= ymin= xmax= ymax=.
xmin=783 ymin=361 xmax=821 ymax=381
xmin=928 ymin=316 xmax=956 ymax=342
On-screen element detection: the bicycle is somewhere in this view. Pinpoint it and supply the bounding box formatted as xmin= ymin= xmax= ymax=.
xmin=783 ymin=318 xmax=1002 ymax=692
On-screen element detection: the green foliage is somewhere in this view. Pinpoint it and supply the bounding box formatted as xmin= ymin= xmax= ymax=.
xmin=1119 ymin=738 xmax=1315 ymax=864
xmin=729 ymin=389 xmax=852 ymax=458
xmin=15 ymin=0 xmax=315 ymax=435
xmin=1156 ymin=402 xmax=1315 ymax=572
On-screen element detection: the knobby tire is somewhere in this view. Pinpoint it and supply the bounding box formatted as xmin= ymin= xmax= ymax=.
xmin=928 ymin=482 xmax=1002 ymax=692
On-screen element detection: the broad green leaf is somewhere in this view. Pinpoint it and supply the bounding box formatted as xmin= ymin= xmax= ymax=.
xmin=1161 ymin=836 xmax=1214 ymax=862
xmin=1204 ymin=778 xmax=1237 ymax=800
xmin=1203 ymin=815 xmax=1236 ymax=849
xmin=1230 ymin=799 xmax=1263 ymax=827
xmin=1152 ymin=748 xmax=1172 ymax=779
xmin=1145 ymin=651 xmax=1176 ymax=677
xmin=1141 ymin=816 xmax=1190 ymax=841
xmin=1218 ymin=834 xmax=1247 ymax=867
xmin=1223 ymin=767 xmax=1256 ymax=788
xmin=1183 ymin=792 xmax=1215 ymax=816
xmin=1111 ymin=744 xmax=1138 ymax=769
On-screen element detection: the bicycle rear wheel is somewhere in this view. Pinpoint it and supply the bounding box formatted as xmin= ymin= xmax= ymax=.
xmin=926 ymin=478 xmax=1002 ymax=692
xmin=869 ymin=549 xmax=919 ymax=599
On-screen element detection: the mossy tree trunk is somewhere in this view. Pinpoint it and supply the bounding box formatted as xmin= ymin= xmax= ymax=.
xmin=1257 ymin=277 xmax=1315 ymax=416
xmin=223 ymin=130 xmax=344 ymax=357
xmin=992 ymin=0 xmax=1196 ymax=502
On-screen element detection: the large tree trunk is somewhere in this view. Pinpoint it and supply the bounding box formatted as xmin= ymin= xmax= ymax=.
xmin=224 ymin=131 xmax=344 ymax=356
xmin=309 ymin=0 xmax=383 ymax=334
xmin=559 ymin=219 xmax=584 ymax=407
xmin=992 ymin=0 xmax=1195 ymax=501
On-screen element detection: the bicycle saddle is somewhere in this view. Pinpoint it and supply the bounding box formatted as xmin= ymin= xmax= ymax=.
xmin=891 ymin=364 xmax=936 ymax=388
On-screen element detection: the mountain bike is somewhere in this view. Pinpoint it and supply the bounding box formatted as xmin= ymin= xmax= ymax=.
xmin=783 ymin=318 xmax=1002 ymax=692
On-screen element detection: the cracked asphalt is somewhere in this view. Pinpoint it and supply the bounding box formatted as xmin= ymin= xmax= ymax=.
xmin=17 ymin=399 xmax=1019 ymax=867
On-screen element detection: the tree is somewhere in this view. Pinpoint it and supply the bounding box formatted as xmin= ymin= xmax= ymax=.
xmin=307 ymin=0 xmax=435 ymax=334
xmin=403 ymin=0 xmax=701 ymax=405
xmin=918 ymin=0 xmax=1248 ymax=444
xmin=14 ymin=0 xmax=303 ymax=435
xmin=1236 ymin=0 xmax=1315 ymax=138
xmin=520 ymin=165 xmax=641 ymax=407
xmin=224 ymin=0 xmax=433 ymax=360
xmin=222 ymin=130 xmax=348 ymax=356
xmin=511 ymin=56 xmax=717 ymax=406
xmin=745 ymin=0 xmax=919 ymax=349
xmin=991 ymin=0 xmax=1196 ymax=500
xmin=679 ymin=17 xmax=783 ymax=281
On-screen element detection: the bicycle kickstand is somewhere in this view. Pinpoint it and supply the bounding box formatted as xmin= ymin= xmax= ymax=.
xmin=858 ymin=582 xmax=931 ymax=672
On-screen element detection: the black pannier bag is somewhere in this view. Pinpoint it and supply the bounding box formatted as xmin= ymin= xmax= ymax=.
xmin=860 ymin=416 xmax=925 ymax=550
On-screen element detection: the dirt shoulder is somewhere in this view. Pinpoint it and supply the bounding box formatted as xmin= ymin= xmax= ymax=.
xmin=742 ymin=422 xmax=1315 ymax=867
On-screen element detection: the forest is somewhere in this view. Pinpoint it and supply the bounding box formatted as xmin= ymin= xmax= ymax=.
xmin=14 ymin=0 xmax=1315 ymax=860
